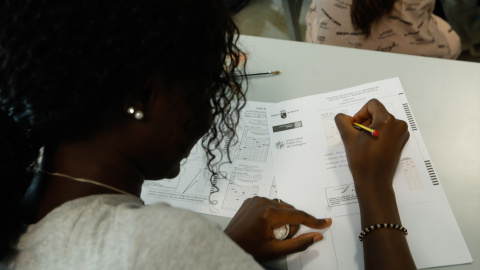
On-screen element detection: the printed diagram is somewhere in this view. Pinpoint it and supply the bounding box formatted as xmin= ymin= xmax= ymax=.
xmin=221 ymin=172 xmax=260 ymax=211
xmin=222 ymin=183 xmax=259 ymax=211
xmin=321 ymin=110 xmax=347 ymax=147
xmin=143 ymin=169 xmax=211 ymax=203
xmin=235 ymin=126 xmax=270 ymax=162
xmin=173 ymin=169 xmax=210 ymax=195
xmin=181 ymin=170 xmax=204 ymax=194
xmin=229 ymin=172 xmax=262 ymax=182
xmin=269 ymin=178 xmax=279 ymax=199
xmin=141 ymin=103 xmax=275 ymax=217
xmin=400 ymin=157 xmax=423 ymax=190
xmin=325 ymin=184 xmax=358 ymax=207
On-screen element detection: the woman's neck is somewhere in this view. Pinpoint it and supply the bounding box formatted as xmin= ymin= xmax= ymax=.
xmin=35 ymin=137 xmax=144 ymax=221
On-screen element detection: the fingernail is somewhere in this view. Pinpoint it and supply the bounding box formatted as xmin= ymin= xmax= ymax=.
xmin=313 ymin=234 xmax=323 ymax=243
xmin=318 ymin=218 xmax=332 ymax=225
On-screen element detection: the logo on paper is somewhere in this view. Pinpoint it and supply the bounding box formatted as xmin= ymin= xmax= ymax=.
xmin=280 ymin=110 xmax=287 ymax=119
xmin=275 ymin=141 xmax=285 ymax=149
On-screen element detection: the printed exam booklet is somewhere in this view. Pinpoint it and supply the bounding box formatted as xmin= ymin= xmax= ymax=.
xmin=141 ymin=78 xmax=472 ymax=269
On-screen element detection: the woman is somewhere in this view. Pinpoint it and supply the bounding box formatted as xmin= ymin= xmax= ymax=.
xmin=1 ymin=0 xmax=415 ymax=269
xmin=306 ymin=0 xmax=462 ymax=59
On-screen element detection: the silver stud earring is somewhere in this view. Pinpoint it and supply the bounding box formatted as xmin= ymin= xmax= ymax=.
xmin=134 ymin=110 xmax=144 ymax=120
xmin=127 ymin=107 xmax=144 ymax=120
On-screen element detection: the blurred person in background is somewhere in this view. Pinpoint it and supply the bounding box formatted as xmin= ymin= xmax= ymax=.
xmin=306 ymin=0 xmax=462 ymax=59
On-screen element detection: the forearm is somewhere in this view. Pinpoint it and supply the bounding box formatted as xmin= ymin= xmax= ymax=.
xmin=336 ymin=99 xmax=415 ymax=269
xmin=356 ymin=183 xmax=416 ymax=270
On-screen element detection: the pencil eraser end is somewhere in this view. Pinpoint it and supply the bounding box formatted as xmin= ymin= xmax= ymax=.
xmin=372 ymin=130 xmax=379 ymax=137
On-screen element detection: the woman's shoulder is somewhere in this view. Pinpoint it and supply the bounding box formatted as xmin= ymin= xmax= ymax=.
xmin=98 ymin=195 xmax=262 ymax=269
xmin=28 ymin=194 xmax=208 ymax=226
xmin=13 ymin=194 xmax=262 ymax=270
xmin=26 ymin=194 xmax=224 ymax=246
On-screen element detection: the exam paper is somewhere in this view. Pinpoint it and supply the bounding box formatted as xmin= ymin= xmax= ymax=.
xmin=140 ymin=78 xmax=471 ymax=269
xmin=266 ymin=78 xmax=471 ymax=269
xmin=141 ymin=102 xmax=277 ymax=218
xmin=267 ymin=78 xmax=443 ymax=218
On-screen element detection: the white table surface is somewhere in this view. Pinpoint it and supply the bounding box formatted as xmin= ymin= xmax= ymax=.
xmin=203 ymin=35 xmax=480 ymax=270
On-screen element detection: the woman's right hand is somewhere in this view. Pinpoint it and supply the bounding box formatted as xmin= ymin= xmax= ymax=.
xmin=334 ymin=99 xmax=410 ymax=191
xmin=335 ymin=99 xmax=416 ymax=270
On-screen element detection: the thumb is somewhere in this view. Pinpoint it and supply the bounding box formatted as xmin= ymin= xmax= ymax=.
xmin=334 ymin=113 xmax=354 ymax=142
xmin=272 ymin=232 xmax=323 ymax=255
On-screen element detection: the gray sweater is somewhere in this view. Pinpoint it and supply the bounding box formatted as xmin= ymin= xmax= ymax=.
xmin=11 ymin=194 xmax=263 ymax=269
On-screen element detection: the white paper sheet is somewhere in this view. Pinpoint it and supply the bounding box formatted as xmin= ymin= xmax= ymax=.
xmin=266 ymin=78 xmax=472 ymax=269
xmin=141 ymin=102 xmax=277 ymax=218
xmin=140 ymin=78 xmax=471 ymax=269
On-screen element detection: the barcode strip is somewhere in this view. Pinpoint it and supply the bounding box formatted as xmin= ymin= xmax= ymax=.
xmin=424 ymin=160 xmax=439 ymax=185
xmin=403 ymin=103 xmax=418 ymax=131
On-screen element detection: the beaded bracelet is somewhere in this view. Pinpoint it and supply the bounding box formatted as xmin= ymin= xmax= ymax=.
xmin=359 ymin=223 xmax=408 ymax=241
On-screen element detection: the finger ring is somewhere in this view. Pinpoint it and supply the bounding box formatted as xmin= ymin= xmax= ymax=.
xmin=273 ymin=198 xmax=290 ymax=240
xmin=273 ymin=224 xmax=290 ymax=240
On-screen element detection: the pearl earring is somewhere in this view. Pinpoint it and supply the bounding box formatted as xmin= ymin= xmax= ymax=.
xmin=127 ymin=107 xmax=144 ymax=120
xmin=134 ymin=111 xmax=144 ymax=120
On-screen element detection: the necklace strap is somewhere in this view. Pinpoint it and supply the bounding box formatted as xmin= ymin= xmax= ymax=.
xmin=40 ymin=170 xmax=144 ymax=204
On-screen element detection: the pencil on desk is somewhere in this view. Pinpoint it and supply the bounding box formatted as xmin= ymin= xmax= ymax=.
xmin=244 ymin=70 xmax=281 ymax=77
xmin=353 ymin=122 xmax=379 ymax=137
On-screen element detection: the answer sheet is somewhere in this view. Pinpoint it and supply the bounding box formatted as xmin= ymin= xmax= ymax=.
xmin=141 ymin=102 xmax=277 ymax=218
xmin=141 ymin=78 xmax=471 ymax=269
xmin=267 ymin=78 xmax=471 ymax=269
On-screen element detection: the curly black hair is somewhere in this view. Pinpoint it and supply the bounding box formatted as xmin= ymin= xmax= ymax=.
xmin=0 ymin=0 xmax=246 ymax=263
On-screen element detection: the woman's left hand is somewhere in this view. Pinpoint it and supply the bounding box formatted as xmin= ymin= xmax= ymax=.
xmin=224 ymin=196 xmax=332 ymax=262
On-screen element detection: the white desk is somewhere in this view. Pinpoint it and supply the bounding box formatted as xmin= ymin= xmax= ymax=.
xmin=204 ymin=35 xmax=480 ymax=269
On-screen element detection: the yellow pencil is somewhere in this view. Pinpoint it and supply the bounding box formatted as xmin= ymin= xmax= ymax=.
xmin=353 ymin=122 xmax=379 ymax=137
